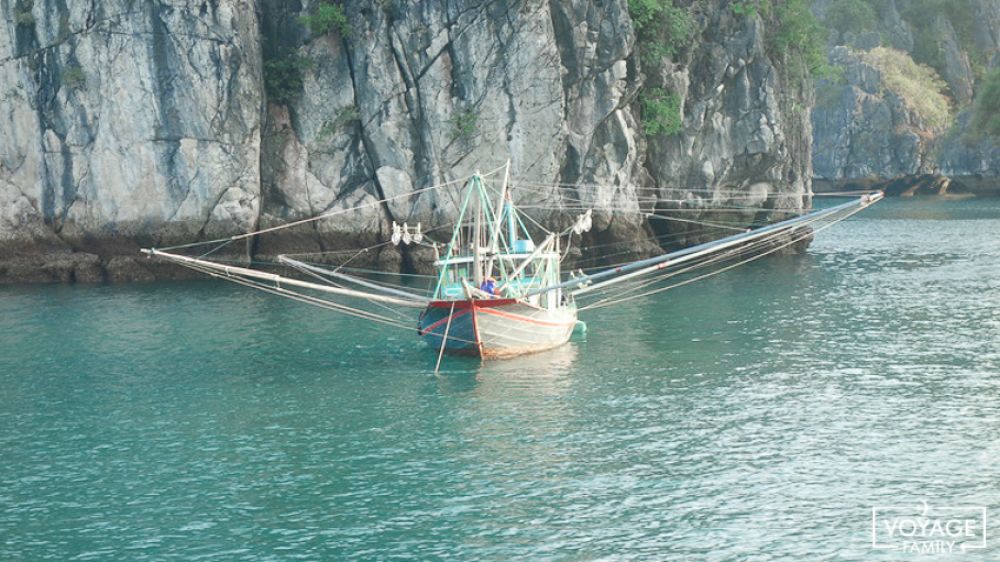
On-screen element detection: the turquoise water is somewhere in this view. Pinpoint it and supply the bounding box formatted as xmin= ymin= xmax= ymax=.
xmin=1 ymin=198 xmax=998 ymax=561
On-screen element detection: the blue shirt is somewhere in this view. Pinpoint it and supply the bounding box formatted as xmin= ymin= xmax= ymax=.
xmin=480 ymin=280 xmax=496 ymax=295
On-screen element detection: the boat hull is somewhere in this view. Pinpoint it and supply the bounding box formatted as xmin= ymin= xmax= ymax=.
xmin=417 ymin=299 xmax=577 ymax=359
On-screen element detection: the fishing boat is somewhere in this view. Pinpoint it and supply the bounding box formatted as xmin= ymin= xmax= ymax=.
xmin=142 ymin=162 xmax=883 ymax=365
xmin=414 ymin=172 xmax=579 ymax=358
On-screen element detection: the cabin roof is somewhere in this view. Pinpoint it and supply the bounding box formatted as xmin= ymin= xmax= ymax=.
xmin=434 ymin=253 xmax=560 ymax=266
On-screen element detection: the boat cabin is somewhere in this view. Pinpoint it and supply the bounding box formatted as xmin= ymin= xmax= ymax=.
xmin=433 ymin=248 xmax=563 ymax=307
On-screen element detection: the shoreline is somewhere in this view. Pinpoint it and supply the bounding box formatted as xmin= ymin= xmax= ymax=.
xmin=2 ymin=189 xmax=989 ymax=286
xmin=0 ymin=228 xmax=814 ymax=286
xmin=813 ymin=175 xmax=1000 ymax=197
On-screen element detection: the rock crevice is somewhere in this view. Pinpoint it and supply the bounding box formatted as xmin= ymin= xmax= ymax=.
xmin=2 ymin=0 xmax=816 ymax=282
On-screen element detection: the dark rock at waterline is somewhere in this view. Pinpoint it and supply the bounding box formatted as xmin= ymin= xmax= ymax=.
xmin=814 ymin=174 xmax=999 ymax=197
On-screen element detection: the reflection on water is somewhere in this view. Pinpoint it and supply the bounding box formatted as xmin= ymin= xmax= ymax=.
xmin=475 ymin=343 xmax=577 ymax=383
xmin=0 ymin=197 xmax=998 ymax=561
xmin=433 ymin=345 xmax=577 ymax=394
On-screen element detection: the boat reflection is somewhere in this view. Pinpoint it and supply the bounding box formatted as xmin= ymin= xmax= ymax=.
xmin=477 ymin=342 xmax=578 ymax=380
xmin=432 ymin=342 xmax=579 ymax=396
xmin=432 ymin=344 xmax=581 ymax=471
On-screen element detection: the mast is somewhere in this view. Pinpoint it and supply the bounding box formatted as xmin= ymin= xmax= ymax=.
xmin=485 ymin=159 xmax=511 ymax=280
xmin=473 ymin=174 xmax=483 ymax=286
xmin=507 ymin=198 xmax=517 ymax=247
xmin=433 ymin=174 xmax=477 ymax=300
xmin=504 ymin=233 xmax=555 ymax=292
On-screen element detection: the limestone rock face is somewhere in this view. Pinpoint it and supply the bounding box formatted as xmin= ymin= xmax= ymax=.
xmin=811 ymin=0 xmax=1000 ymax=192
xmin=937 ymin=112 xmax=1000 ymax=193
xmin=933 ymin=15 xmax=974 ymax=107
xmin=811 ymin=47 xmax=934 ymax=186
xmin=264 ymin=0 xmax=813 ymax=261
xmin=259 ymin=0 xmax=650 ymax=264
xmin=0 ymin=0 xmax=263 ymax=281
xmin=1 ymin=0 xmax=817 ymax=281
xmin=643 ymin=6 xmax=813 ymax=247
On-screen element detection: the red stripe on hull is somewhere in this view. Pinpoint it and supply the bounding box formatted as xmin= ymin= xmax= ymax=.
xmin=428 ymin=298 xmax=517 ymax=309
xmin=418 ymin=308 xmax=471 ymax=335
xmin=477 ymin=307 xmax=577 ymax=328
xmin=421 ymin=299 xmax=576 ymax=359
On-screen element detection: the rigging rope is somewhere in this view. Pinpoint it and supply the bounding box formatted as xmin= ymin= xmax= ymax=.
xmin=142 ymin=160 xmax=878 ymax=339
xmin=579 ymin=203 xmax=867 ymax=310
xmin=180 ymin=260 xmax=413 ymax=328
xmin=175 ymin=257 xmax=487 ymax=347
xmin=157 ymin=166 xmax=512 ymax=253
xmin=280 ymin=259 xmax=415 ymax=320
xmin=576 ymin=205 xmax=850 ymax=304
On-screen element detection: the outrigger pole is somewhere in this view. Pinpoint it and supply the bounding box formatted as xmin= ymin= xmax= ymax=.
xmin=276 ymin=255 xmax=431 ymax=303
xmin=525 ymin=192 xmax=884 ymax=298
xmin=140 ymin=249 xmax=427 ymax=308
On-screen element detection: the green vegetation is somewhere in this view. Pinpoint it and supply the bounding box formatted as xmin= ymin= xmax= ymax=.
xmin=62 ymin=65 xmax=85 ymax=91
xmin=318 ymin=106 xmax=360 ymax=140
xmin=628 ymin=0 xmax=665 ymax=29
xmin=449 ymin=106 xmax=478 ymax=141
xmin=728 ymin=0 xmax=833 ymax=83
xmin=727 ymin=1 xmax=835 ymax=85
xmin=264 ymin=53 xmax=312 ymax=105
xmin=769 ymin=0 xmax=835 ymax=83
xmin=627 ymin=1 xmax=690 ymax=138
xmin=300 ymin=1 xmax=350 ymax=37
xmin=731 ymin=0 xmax=768 ymax=18
xmin=899 ymin=0 xmax=982 ymax=81
xmin=812 ymin=0 xmax=987 ymax=100
xmin=640 ymin=88 xmax=683 ymax=136
xmin=824 ymin=0 xmax=876 ymax=35
xmin=971 ymin=68 xmax=1000 ymax=138
xmin=15 ymin=0 xmax=34 ymax=27
xmin=859 ymin=47 xmax=951 ymax=129
xmin=56 ymin=11 xmax=72 ymax=41
xmin=627 ymin=0 xmax=696 ymax=65
xmin=15 ymin=11 xmax=34 ymax=25
xmin=815 ymin=80 xmax=846 ymax=107
xmin=14 ymin=0 xmax=33 ymax=24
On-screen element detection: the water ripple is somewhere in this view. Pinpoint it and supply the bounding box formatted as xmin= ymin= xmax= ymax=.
xmin=0 ymin=198 xmax=998 ymax=560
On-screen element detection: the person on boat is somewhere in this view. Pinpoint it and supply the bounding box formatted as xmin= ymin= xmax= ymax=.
xmin=480 ymin=277 xmax=501 ymax=297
